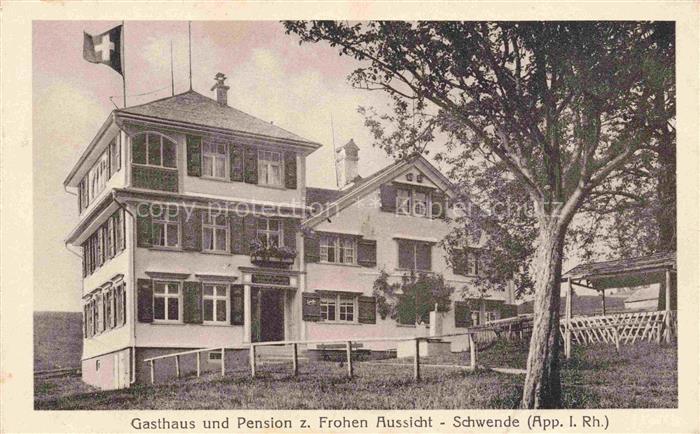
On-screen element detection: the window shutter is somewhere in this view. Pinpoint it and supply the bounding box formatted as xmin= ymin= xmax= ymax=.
xmin=230 ymin=215 xmax=246 ymax=254
xmin=182 ymin=208 xmax=202 ymax=251
xmin=244 ymin=216 xmax=257 ymax=252
xmin=230 ymin=144 xmax=245 ymax=182
xmin=186 ymin=135 xmax=202 ymax=177
xmin=283 ymin=219 xmax=299 ymax=251
xmin=304 ymin=233 xmax=320 ymax=263
xmin=244 ymin=146 xmax=258 ymax=184
xmin=302 ymin=293 xmax=321 ymax=321
xmin=183 ymin=281 xmax=203 ymax=324
xmin=82 ymin=244 xmax=87 ymax=277
xmin=454 ymin=301 xmax=469 ymax=328
xmin=357 ymin=239 xmax=377 ymax=267
xmin=431 ymin=191 xmax=447 ymax=219
xmin=380 ymin=184 xmax=397 ymax=212
xmin=452 ymin=250 xmax=467 ymax=276
xmin=416 ymin=242 xmax=432 ymax=271
xmin=136 ymin=209 xmax=152 ymax=248
xmin=83 ymin=305 xmax=88 ymax=338
xmin=397 ymin=240 xmax=414 ymax=270
xmin=137 ymin=279 xmax=154 ymax=323
xmin=358 ymin=296 xmax=377 ymax=324
xmin=284 ymin=151 xmax=297 ymax=189
xmin=230 ymin=284 xmax=244 ymax=325
xmin=121 ymin=285 xmax=127 ymax=326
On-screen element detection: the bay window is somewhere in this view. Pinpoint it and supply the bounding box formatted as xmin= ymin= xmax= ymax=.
xmin=153 ymin=281 xmax=181 ymax=322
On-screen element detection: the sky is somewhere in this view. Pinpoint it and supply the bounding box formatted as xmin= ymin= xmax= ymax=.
xmin=32 ymin=21 xmax=411 ymax=312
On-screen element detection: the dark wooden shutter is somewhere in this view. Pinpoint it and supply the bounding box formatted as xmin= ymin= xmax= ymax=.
xmin=302 ymin=293 xmax=321 ymax=321
xmin=416 ymin=242 xmax=432 ymax=271
xmin=398 ymin=240 xmax=414 ymax=269
xmin=230 ymin=144 xmax=245 ymax=182
xmin=136 ymin=208 xmax=152 ymax=248
xmin=380 ymin=184 xmax=397 ymax=212
xmin=358 ymin=296 xmax=377 ymax=324
xmin=244 ymin=216 xmax=257 ymax=252
xmin=431 ymin=191 xmax=446 ymax=219
xmin=121 ymin=285 xmax=127 ymax=326
xmin=186 ymin=135 xmax=202 ymax=177
xmin=230 ymin=215 xmax=246 ymax=254
xmin=284 ymin=151 xmax=297 ymax=189
xmin=357 ymin=239 xmax=377 ymax=267
xmin=82 ymin=244 xmax=87 ymax=277
xmin=230 ymin=284 xmax=244 ymax=325
xmin=452 ymin=250 xmax=467 ymax=276
xmin=137 ymin=279 xmax=154 ymax=323
xmin=183 ymin=281 xmax=203 ymax=324
xmin=304 ymin=233 xmax=320 ymax=263
xmin=182 ymin=208 xmax=202 ymax=251
xmin=284 ymin=219 xmax=299 ymax=251
xmin=244 ymin=146 xmax=258 ymax=184
xmin=454 ymin=301 xmax=469 ymax=328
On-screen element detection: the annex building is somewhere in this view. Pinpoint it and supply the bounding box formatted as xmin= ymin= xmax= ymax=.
xmin=64 ymin=74 xmax=517 ymax=389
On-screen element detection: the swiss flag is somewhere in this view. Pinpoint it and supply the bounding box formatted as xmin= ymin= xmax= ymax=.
xmin=83 ymin=25 xmax=122 ymax=75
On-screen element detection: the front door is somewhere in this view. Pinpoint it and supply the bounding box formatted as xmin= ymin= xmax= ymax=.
xmin=253 ymin=288 xmax=285 ymax=342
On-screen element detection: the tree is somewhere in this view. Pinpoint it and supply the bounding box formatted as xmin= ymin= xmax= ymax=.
xmin=284 ymin=21 xmax=674 ymax=408
xmin=372 ymin=270 xmax=454 ymax=326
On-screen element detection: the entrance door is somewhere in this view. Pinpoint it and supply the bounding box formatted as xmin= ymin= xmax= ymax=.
xmin=254 ymin=289 xmax=285 ymax=342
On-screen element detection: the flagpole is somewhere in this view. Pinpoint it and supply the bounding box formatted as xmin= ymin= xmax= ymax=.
xmin=188 ymin=21 xmax=193 ymax=91
xmin=170 ymin=40 xmax=175 ymax=96
xmin=122 ymin=20 xmax=127 ymax=108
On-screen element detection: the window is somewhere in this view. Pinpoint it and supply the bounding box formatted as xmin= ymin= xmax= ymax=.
xmin=467 ymin=251 xmax=479 ymax=276
xmin=114 ymin=283 xmax=124 ymax=326
xmin=258 ymin=150 xmax=282 ymax=186
xmin=397 ymin=188 xmax=411 ymax=215
xmin=319 ymin=294 xmax=356 ymax=323
xmin=153 ymin=281 xmax=181 ymax=322
xmin=397 ymin=239 xmax=432 ymax=271
xmin=104 ymin=288 xmax=113 ymax=329
xmin=109 ymin=138 xmax=121 ymax=175
xmin=396 ymin=186 xmax=433 ymax=218
xmin=454 ymin=249 xmax=480 ymax=276
xmin=202 ymin=211 xmax=228 ymax=252
xmin=320 ymin=234 xmax=356 ymax=264
xmin=257 ymin=218 xmax=282 ymax=247
xmin=131 ymin=133 xmax=177 ymax=168
xmin=88 ymin=152 xmax=109 ymax=203
xmin=485 ymin=311 xmax=497 ymax=323
xmin=152 ymin=206 xmax=179 ymax=248
xmin=107 ymin=217 xmax=115 ymax=258
xmin=208 ymin=350 xmax=223 ymax=362
xmin=203 ymin=284 xmax=229 ymax=324
xmin=413 ymin=191 xmax=428 ymax=216
xmin=202 ymin=141 xmax=227 ymax=179
xmin=471 ymin=311 xmax=480 ymax=326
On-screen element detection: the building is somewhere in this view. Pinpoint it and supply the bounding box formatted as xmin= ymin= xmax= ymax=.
xmin=64 ymin=74 xmax=516 ymax=390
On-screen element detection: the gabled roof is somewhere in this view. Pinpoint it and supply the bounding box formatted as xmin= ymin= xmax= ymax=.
xmin=118 ymin=90 xmax=320 ymax=147
xmin=304 ymin=154 xmax=456 ymax=227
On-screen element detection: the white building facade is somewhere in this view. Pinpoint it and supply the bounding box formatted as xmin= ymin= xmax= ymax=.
xmin=64 ymin=76 xmax=516 ymax=390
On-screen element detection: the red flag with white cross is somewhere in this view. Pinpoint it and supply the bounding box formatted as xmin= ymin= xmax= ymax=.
xmin=83 ymin=25 xmax=123 ymax=75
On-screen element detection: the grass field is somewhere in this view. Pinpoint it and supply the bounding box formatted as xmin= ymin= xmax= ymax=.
xmin=35 ymin=341 xmax=676 ymax=410
xmin=34 ymin=312 xmax=82 ymax=371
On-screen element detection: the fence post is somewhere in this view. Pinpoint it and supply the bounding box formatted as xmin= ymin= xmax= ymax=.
xmin=175 ymin=355 xmax=180 ymax=378
xmin=221 ymin=347 xmax=225 ymax=376
xmin=469 ymin=334 xmax=477 ymax=371
xmin=149 ymin=360 xmax=155 ymax=384
xmin=613 ymin=327 xmax=620 ymax=354
xmin=250 ymin=344 xmax=257 ymax=378
xmin=346 ymin=341 xmax=353 ymax=379
xmin=196 ymin=352 xmax=201 ymax=377
xmin=413 ymin=338 xmax=421 ymax=382
xmin=292 ymin=343 xmax=299 ymax=377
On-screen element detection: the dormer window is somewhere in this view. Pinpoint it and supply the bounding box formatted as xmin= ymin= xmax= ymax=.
xmin=132 ymin=132 xmax=177 ymax=168
xmin=258 ymin=150 xmax=282 ymax=186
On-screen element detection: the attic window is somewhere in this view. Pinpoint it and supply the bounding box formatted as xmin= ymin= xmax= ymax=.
xmin=396 ymin=187 xmax=432 ymax=218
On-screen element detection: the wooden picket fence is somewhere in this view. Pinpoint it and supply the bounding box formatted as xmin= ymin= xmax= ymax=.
xmin=560 ymin=310 xmax=676 ymax=346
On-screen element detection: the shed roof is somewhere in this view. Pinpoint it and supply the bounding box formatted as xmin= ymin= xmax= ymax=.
xmin=564 ymin=251 xmax=676 ymax=290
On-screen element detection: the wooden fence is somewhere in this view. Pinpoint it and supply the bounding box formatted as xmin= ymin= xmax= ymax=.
xmin=142 ymin=331 xmax=485 ymax=385
xmin=560 ymin=310 xmax=676 ymax=346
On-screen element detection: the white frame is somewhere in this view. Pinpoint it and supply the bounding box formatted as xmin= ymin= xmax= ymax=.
xmin=258 ymin=149 xmax=283 ymax=187
xmin=202 ymin=211 xmax=229 ymax=253
xmin=153 ymin=280 xmax=183 ymax=323
xmin=131 ymin=132 xmax=178 ymax=169
xmin=152 ymin=209 xmax=180 ymax=248
xmin=395 ymin=186 xmax=434 ymax=218
xmin=202 ymin=283 xmax=230 ymax=325
xmin=320 ymin=234 xmax=357 ymax=265
xmin=256 ymin=217 xmax=283 ymax=247
xmin=319 ymin=293 xmax=357 ymax=323
xmin=202 ymin=141 xmax=228 ymax=180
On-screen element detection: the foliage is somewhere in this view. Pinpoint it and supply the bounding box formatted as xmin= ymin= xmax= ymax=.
xmin=249 ymin=239 xmax=297 ymax=260
xmin=372 ymin=270 xmax=454 ymax=324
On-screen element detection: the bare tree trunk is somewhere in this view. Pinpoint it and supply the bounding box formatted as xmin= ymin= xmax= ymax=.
xmin=521 ymin=224 xmax=566 ymax=409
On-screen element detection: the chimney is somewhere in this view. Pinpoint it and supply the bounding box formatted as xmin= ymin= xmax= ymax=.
xmin=336 ymin=139 xmax=360 ymax=188
xmin=210 ymin=72 xmax=230 ymax=106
